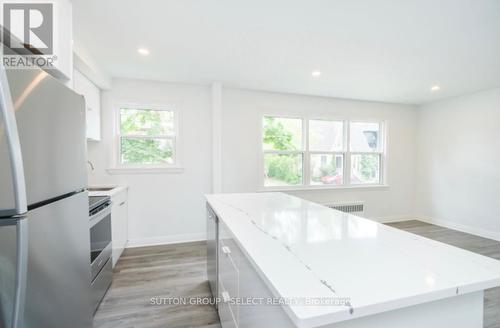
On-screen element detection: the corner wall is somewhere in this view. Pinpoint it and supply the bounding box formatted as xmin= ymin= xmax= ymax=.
xmin=415 ymin=88 xmax=500 ymax=240
xmin=87 ymin=78 xmax=212 ymax=246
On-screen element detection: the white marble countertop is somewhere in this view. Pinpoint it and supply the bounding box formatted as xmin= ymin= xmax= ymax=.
xmin=88 ymin=185 xmax=128 ymax=197
xmin=206 ymin=192 xmax=500 ymax=328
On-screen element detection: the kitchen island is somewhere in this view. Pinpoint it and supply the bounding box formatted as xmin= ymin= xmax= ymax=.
xmin=206 ymin=193 xmax=500 ymax=328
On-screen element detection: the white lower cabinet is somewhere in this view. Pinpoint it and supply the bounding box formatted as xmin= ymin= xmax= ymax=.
xmin=218 ymin=224 xmax=239 ymax=327
xmin=218 ymin=222 xmax=292 ymax=328
xmin=218 ymin=281 xmax=238 ymax=328
xmin=111 ymin=189 xmax=128 ymax=267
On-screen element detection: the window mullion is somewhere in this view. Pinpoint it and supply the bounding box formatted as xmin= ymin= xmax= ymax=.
xmin=263 ymin=150 xmax=302 ymax=155
xmin=309 ymin=151 xmax=345 ymax=155
xmin=345 ymin=120 xmax=351 ymax=186
xmin=121 ymin=135 xmax=173 ymax=139
xmin=303 ymin=118 xmax=309 ymax=186
xmin=349 ymin=151 xmax=383 ymax=156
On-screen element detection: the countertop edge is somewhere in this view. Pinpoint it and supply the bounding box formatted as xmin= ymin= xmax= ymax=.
xmin=88 ymin=185 xmax=129 ymax=197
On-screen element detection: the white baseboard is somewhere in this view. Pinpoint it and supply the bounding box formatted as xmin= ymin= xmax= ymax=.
xmin=127 ymin=232 xmax=206 ymax=248
xmin=417 ymin=217 xmax=500 ymax=242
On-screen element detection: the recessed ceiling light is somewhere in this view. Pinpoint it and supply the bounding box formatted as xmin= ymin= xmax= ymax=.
xmin=311 ymin=70 xmax=322 ymax=77
xmin=137 ymin=48 xmax=150 ymax=56
xmin=430 ymin=85 xmax=441 ymax=92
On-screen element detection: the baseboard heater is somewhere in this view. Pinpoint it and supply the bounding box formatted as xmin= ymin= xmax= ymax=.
xmin=324 ymin=202 xmax=365 ymax=216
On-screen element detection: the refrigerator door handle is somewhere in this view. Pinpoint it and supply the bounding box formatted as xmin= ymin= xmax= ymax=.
xmin=11 ymin=217 xmax=28 ymax=328
xmin=0 ymin=66 xmax=27 ymax=215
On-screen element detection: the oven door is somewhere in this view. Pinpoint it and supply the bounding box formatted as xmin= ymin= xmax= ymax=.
xmin=89 ymin=205 xmax=112 ymax=282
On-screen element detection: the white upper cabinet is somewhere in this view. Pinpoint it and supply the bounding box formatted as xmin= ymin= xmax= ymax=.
xmin=73 ymin=69 xmax=101 ymax=140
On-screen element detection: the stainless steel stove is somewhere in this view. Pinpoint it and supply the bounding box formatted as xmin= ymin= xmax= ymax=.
xmin=88 ymin=195 xmax=113 ymax=313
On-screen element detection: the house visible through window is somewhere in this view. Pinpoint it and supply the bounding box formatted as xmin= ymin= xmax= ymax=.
xmin=309 ymin=119 xmax=344 ymax=186
xmin=349 ymin=122 xmax=382 ymax=184
xmin=262 ymin=116 xmax=384 ymax=188
xmin=118 ymin=106 xmax=177 ymax=167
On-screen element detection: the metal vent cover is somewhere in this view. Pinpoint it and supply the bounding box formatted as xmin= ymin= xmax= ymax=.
xmin=325 ymin=202 xmax=365 ymax=214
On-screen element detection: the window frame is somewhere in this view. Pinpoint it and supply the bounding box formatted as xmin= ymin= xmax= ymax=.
xmin=260 ymin=114 xmax=387 ymax=190
xmin=112 ymin=103 xmax=182 ymax=171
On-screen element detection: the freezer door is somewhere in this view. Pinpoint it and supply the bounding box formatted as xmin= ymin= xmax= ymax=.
xmin=0 ymin=65 xmax=27 ymax=217
xmin=5 ymin=64 xmax=87 ymax=206
xmin=23 ymin=191 xmax=92 ymax=328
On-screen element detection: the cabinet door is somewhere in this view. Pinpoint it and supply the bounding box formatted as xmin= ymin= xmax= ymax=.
xmin=218 ymin=221 xmax=293 ymax=328
xmin=111 ymin=191 xmax=128 ymax=267
xmin=218 ymin=223 xmax=239 ymax=326
xmin=218 ymin=281 xmax=238 ymax=328
xmin=72 ymin=69 xmax=101 ymax=140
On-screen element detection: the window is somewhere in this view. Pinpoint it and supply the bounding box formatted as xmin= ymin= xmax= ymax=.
xmin=262 ymin=116 xmax=384 ymax=188
xmin=263 ymin=117 xmax=304 ymax=186
xmin=309 ymin=119 xmax=344 ymax=186
xmin=117 ymin=106 xmax=177 ymax=167
xmin=349 ymin=122 xmax=382 ymax=184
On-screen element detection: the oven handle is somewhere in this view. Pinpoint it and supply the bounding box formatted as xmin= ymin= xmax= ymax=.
xmin=89 ymin=204 xmax=111 ymax=228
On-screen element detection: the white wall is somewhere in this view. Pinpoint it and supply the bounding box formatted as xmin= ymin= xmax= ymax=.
xmin=87 ymin=78 xmax=212 ymax=246
xmin=88 ymin=81 xmax=418 ymax=246
xmin=221 ymin=88 xmax=419 ymax=221
xmin=86 ymin=78 xmax=500 ymax=245
xmin=415 ymin=88 xmax=500 ymax=240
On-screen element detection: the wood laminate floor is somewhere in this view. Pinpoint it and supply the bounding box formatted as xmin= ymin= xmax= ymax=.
xmin=93 ymin=242 xmax=220 ymax=328
xmin=94 ymin=220 xmax=500 ymax=328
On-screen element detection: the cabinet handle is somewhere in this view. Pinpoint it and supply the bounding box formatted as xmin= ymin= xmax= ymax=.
xmin=119 ymin=201 xmax=125 ymax=206
xmin=222 ymin=246 xmax=231 ymax=255
xmin=221 ymin=291 xmax=231 ymax=303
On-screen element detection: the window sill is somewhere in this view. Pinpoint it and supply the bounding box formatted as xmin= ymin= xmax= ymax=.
xmin=106 ymin=167 xmax=185 ymax=175
xmin=257 ymin=184 xmax=389 ymax=192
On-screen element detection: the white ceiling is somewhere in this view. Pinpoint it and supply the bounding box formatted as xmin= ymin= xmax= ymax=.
xmin=72 ymin=0 xmax=500 ymax=105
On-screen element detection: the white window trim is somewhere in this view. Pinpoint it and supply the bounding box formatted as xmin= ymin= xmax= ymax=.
xmin=260 ymin=114 xmax=388 ymax=191
xmin=109 ymin=103 xmax=183 ymax=174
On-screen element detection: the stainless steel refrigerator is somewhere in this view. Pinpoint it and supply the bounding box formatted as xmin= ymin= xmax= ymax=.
xmin=0 ymin=59 xmax=92 ymax=327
